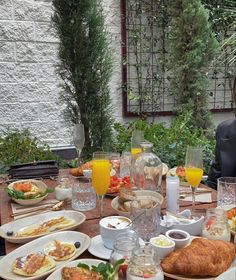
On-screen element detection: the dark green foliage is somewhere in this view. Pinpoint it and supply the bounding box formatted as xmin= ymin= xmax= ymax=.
xmin=168 ymin=0 xmax=219 ymax=129
xmin=0 ymin=129 xmax=59 ymax=174
xmin=52 ymin=0 xmax=114 ymax=154
xmin=113 ymin=115 xmax=215 ymax=174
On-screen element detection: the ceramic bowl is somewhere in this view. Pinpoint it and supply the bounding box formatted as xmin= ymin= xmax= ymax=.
xmin=150 ymin=235 xmax=175 ymax=259
xmin=165 ymin=229 xmax=190 ymax=249
xmin=160 ymin=209 xmax=205 ymax=236
xmin=111 ymin=190 xmax=164 ymax=217
xmin=99 ymin=216 xmax=131 ymax=249
xmin=7 ymin=179 xmax=48 ymax=205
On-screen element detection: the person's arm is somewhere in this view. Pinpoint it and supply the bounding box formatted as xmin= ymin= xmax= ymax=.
xmin=207 ymin=128 xmax=221 ymax=190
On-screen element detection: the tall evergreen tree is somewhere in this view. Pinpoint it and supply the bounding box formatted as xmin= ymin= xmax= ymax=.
xmin=52 ymin=0 xmax=113 ymax=153
xmin=169 ymin=0 xmax=219 ymax=129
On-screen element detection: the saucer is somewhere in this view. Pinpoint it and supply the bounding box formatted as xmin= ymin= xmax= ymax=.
xmin=88 ymin=235 xmax=112 ymax=260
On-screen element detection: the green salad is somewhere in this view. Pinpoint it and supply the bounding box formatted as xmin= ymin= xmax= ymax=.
xmin=77 ymin=259 xmax=124 ymax=280
xmin=5 ymin=186 xmax=53 ymax=200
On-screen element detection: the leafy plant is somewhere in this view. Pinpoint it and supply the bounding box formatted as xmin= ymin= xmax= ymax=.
xmin=52 ymin=0 xmax=114 ymax=153
xmin=168 ymin=0 xmax=219 ymax=129
xmin=113 ymin=114 xmax=215 ymax=174
xmin=77 ymin=259 xmax=124 ymax=280
xmin=0 ymin=129 xmax=59 ymax=174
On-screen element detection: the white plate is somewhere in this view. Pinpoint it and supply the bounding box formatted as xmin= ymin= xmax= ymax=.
xmin=88 ymin=235 xmax=112 ymax=260
xmin=0 ymin=210 xmax=86 ymax=243
xmin=0 ymin=231 xmax=91 ymax=280
xmin=46 ymin=258 xmax=105 ymax=280
xmin=164 ymin=261 xmax=236 ymax=280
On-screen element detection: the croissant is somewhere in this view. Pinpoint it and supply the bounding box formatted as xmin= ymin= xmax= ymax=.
xmin=161 ymin=238 xmax=235 ymax=276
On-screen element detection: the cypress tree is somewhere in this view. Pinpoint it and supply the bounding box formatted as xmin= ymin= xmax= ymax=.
xmin=169 ymin=0 xmax=219 ymax=129
xmin=52 ymin=0 xmax=113 ymax=153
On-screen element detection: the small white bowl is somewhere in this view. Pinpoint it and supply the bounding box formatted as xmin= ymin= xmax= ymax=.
xmin=165 ymin=229 xmax=190 ymax=249
xmin=150 ymin=235 xmax=175 ymax=259
xmin=99 ymin=216 xmax=131 ymax=249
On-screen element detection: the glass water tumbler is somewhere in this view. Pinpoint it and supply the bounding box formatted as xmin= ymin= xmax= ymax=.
xmin=131 ymin=141 xmax=162 ymax=192
xmin=217 ymin=177 xmax=236 ymax=207
xmin=127 ymin=245 xmax=164 ymax=280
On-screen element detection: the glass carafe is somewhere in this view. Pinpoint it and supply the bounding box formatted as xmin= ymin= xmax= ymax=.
xmin=202 ymin=208 xmax=230 ymax=241
xmin=131 ymin=142 xmax=162 ymax=193
xmin=127 ymin=245 xmax=164 ymax=280
xmin=110 ymin=230 xmax=140 ymax=280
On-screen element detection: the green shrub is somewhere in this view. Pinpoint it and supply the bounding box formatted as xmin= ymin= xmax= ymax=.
xmin=113 ymin=112 xmax=215 ymax=174
xmin=0 ymin=129 xmax=60 ymax=174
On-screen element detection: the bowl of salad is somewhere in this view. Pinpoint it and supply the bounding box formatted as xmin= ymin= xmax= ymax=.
xmin=5 ymin=179 xmax=52 ymax=205
xmin=168 ymin=166 xmax=189 ymax=186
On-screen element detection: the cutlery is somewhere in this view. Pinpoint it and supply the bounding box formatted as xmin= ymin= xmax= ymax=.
xmin=15 ymin=201 xmax=57 ymax=210
xmin=11 ymin=201 xmax=66 ymax=217
xmin=179 ymin=190 xmax=212 ymax=199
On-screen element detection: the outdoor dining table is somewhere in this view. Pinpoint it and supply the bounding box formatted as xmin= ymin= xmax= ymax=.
xmin=0 ymin=169 xmax=218 ymax=279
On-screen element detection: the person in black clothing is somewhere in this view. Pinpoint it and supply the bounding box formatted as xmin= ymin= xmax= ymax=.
xmin=207 ymin=77 xmax=236 ymax=189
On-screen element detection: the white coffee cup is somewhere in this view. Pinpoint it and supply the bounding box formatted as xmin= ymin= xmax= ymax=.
xmin=99 ymin=216 xmax=131 ymax=249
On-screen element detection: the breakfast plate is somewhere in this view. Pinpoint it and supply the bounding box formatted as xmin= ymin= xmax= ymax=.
xmin=0 ymin=210 xmax=86 ymax=243
xmin=164 ymin=259 xmax=236 ymax=280
xmin=88 ymin=235 xmax=112 ymax=260
xmin=163 ymin=237 xmax=236 ymax=280
xmin=45 ymin=258 xmax=106 ymax=280
xmin=168 ymin=167 xmax=189 ymax=186
xmin=0 ymin=231 xmax=91 ymax=280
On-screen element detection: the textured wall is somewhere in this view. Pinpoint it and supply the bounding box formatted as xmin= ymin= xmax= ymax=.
xmin=0 ymin=0 xmax=126 ymax=147
xmin=0 ymin=0 xmax=73 ymax=147
xmin=0 ymin=0 xmax=234 ymax=148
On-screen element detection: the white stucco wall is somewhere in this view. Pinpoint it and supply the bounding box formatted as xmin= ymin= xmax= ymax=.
xmin=0 ymin=0 xmax=234 ymax=148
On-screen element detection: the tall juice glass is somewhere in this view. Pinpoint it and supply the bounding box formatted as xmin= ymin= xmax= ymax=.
xmin=92 ymin=152 xmax=110 ymax=217
xmin=185 ymin=146 xmax=203 ymax=211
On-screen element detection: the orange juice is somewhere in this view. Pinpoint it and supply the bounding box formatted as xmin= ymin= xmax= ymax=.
xmin=92 ymin=159 xmax=110 ymax=195
xmin=185 ymin=167 xmax=203 ymax=187
xmin=131 ymin=147 xmax=142 ymax=155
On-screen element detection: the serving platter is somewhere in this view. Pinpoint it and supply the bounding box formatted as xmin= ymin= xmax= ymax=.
xmin=0 ymin=231 xmax=91 ymax=280
xmin=164 ymin=258 xmax=236 ymax=280
xmin=0 ymin=210 xmax=86 ymax=243
xmin=163 ymin=236 xmax=236 ymax=280
xmin=46 ymin=258 xmax=106 ymax=280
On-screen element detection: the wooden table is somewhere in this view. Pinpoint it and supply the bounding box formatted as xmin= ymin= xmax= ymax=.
xmin=0 ymin=170 xmax=217 ymax=279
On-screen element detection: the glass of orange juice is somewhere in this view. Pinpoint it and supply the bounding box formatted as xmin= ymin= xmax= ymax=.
xmin=131 ymin=130 xmax=144 ymax=155
xmin=185 ymin=146 xmax=203 ymax=210
xmin=92 ymin=152 xmax=110 ymax=217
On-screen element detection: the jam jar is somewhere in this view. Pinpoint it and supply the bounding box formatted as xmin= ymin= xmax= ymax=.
xmin=202 ymin=208 xmax=230 ymax=241
xmin=127 ymin=245 xmax=164 ymax=280
xmin=110 ymin=230 xmax=140 ymax=280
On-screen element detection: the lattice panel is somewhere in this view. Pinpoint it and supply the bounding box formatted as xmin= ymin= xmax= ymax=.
xmin=121 ymin=0 xmax=236 ymax=117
